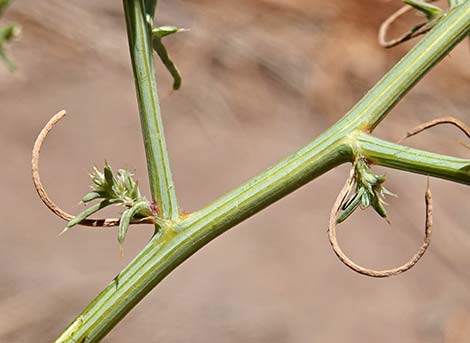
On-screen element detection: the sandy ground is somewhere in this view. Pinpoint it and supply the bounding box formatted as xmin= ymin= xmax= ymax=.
xmin=1 ymin=0 xmax=469 ymax=342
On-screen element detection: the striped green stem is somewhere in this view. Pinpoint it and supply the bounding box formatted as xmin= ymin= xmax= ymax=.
xmin=450 ymin=0 xmax=467 ymax=8
xmin=340 ymin=1 xmax=470 ymax=131
xmin=355 ymin=133 xmax=470 ymax=185
xmin=54 ymin=137 xmax=351 ymax=343
xmin=124 ymin=0 xmax=179 ymax=221
xmin=54 ymin=2 xmax=470 ymax=342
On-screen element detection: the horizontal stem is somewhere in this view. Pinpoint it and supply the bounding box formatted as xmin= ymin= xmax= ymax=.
xmin=355 ymin=133 xmax=470 ymax=185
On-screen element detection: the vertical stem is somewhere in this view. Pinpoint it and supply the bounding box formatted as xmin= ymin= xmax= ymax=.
xmin=124 ymin=0 xmax=179 ymax=220
xmin=52 ymin=2 xmax=470 ymax=342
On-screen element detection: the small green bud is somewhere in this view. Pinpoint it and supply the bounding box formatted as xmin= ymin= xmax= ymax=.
xmin=336 ymin=158 xmax=395 ymax=224
xmin=152 ymin=26 xmax=186 ymax=39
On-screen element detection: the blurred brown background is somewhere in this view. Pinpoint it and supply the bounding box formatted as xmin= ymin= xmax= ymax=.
xmin=1 ymin=0 xmax=469 ymax=342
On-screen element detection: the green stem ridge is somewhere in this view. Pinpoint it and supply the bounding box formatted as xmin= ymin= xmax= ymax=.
xmin=340 ymin=2 xmax=470 ymax=131
xmin=54 ymin=2 xmax=470 ymax=342
xmin=124 ymin=0 xmax=179 ymax=221
xmin=450 ymin=0 xmax=466 ymax=7
xmin=355 ymin=133 xmax=470 ymax=185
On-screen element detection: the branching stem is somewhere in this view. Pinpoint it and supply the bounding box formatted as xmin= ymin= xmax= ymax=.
xmin=53 ymin=2 xmax=470 ymax=342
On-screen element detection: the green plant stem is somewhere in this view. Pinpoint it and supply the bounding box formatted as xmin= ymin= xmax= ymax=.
xmin=55 ymin=139 xmax=351 ymax=343
xmin=342 ymin=1 xmax=470 ymax=132
xmin=54 ymin=2 xmax=470 ymax=342
xmin=124 ymin=0 xmax=179 ymax=221
xmin=355 ymin=133 xmax=470 ymax=185
xmin=450 ymin=0 xmax=466 ymax=7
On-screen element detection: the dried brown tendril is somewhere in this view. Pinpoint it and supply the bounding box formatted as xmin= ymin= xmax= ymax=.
xmin=328 ymin=166 xmax=432 ymax=278
xmin=378 ymin=0 xmax=439 ymax=48
xmin=398 ymin=116 xmax=470 ymax=143
xmin=32 ymin=110 xmax=154 ymax=228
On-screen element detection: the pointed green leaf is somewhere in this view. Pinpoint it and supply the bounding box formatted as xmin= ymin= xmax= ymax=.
xmin=129 ymin=179 xmax=139 ymax=200
xmin=66 ymin=199 xmax=116 ymax=229
xmin=337 ymin=188 xmax=363 ymax=224
xmin=152 ymin=26 xmax=181 ymax=39
xmin=360 ymin=190 xmax=371 ymax=209
xmin=151 ymin=28 xmax=184 ymax=90
xmin=118 ymin=201 xmax=149 ymax=245
xmin=118 ymin=208 xmax=132 ymax=245
xmin=371 ymin=195 xmax=388 ymax=219
xmin=91 ymin=167 xmax=104 ymax=186
xmin=103 ymin=162 xmax=115 ymax=187
xmin=81 ymin=191 xmax=104 ymax=203
xmin=120 ymin=170 xmax=137 ymax=198
xmin=403 ymin=0 xmax=443 ymax=20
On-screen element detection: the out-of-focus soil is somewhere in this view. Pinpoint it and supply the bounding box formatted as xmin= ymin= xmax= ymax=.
xmin=1 ymin=1 xmax=469 ymax=342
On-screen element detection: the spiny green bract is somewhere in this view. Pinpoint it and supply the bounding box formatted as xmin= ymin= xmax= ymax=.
xmin=337 ymin=159 xmax=396 ymax=224
xmin=67 ymin=163 xmax=153 ymax=247
xmin=86 ymin=163 xmax=144 ymax=207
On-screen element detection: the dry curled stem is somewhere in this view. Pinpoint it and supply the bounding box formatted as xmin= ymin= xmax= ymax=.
xmin=328 ymin=167 xmax=432 ymax=278
xmin=32 ymin=110 xmax=154 ymax=228
xmin=378 ymin=0 xmax=438 ymax=48
xmin=398 ymin=116 xmax=470 ymax=143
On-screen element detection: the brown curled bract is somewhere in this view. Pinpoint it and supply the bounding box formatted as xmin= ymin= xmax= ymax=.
xmin=32 ymin=111 xmax=154 ymax=228
xmin=328 ymin=167 xmax=432 ymax=278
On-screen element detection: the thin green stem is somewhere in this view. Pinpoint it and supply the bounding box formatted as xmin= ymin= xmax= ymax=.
xmin=124 ymin=0 xmax=179 ymax=221
xmin=54 ymin=137 xmax=351 ymax=343
xmin=450 ymin=0 xmax=466 ymax=7
xmin=355 ymin=133 xmax=470 ymax=185
xmin=339 ymin=1 xmax=470 ymax=132
xmin=54 ymin=2 xmax=470 ymax=342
